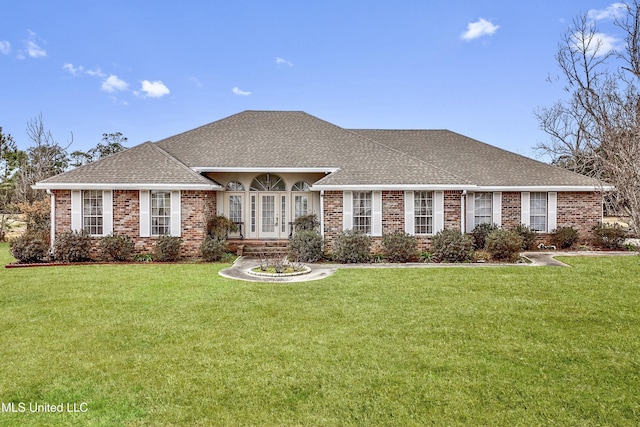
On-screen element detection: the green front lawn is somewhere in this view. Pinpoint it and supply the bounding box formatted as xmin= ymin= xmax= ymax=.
xmin=1 ymin=242 xmax=639 ymax=426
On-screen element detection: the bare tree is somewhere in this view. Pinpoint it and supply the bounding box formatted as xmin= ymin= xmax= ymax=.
xmin=536 ymin=2 xmax=640 ymax=234
xmin=14 ymin=114 xmax=71 ymax=203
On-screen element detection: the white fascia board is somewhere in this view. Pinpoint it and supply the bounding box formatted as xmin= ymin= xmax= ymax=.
xmin=472 ymin=185 xmax=611 ymax=192
xmin=310 ymin=184 xmax=472 ymax=191
xmin=193 ymin=167 xmax=340 ymax=174
xmin=32 ymin=183 xmax=222 ymax=191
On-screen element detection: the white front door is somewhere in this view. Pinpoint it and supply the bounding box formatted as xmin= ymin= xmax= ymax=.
xmin=259 ymin=193 xmax=279 ymax=238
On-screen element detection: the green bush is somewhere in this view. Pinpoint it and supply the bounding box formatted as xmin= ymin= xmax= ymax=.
xmin=331 ymin=229 xmax=371 ymax=263
xmin=294 ymin=214 xmax=320 ymax=232
xmin=99 ymin=234 xmax=134 ymax=261
xmin=153 ymin=236 xmax=183 ymax=262
xmin=9 ymin=232 xmax=49 ymax=263
xmin=591 ymin=222 xmax=627 ymax=249
xmin=53 ymin=230 xmax=92 ymax=262
xmin=470 ymin=223 xmax=498 ymax=250
xmin=431 ymin=229 xmax=474 ymax=263
xmin=206 ymin=215 xmax=237 ymax=239
xmin=549 ymin=226 xmax=580 ymax=249
xmin=289 ymin=230 xmax=324 ymax=262
xmin=512 ymin=224 xmax=537 ymax=250
xmin=382 ymin=231 xmax=417 ymax=262
xmin=485 ymin=229 xmax=523 ymax=262
xmin=200 ymin=236 xmax=228 ymax=262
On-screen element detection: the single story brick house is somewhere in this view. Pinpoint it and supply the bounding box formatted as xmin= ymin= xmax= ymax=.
xmin=34 ymin=110 xmax=605 ymax=257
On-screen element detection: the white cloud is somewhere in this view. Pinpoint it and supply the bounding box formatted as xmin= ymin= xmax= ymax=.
xmin=23 ymin=30 xmax=46 ymax=58
xmin=588 ymin=3 xmax=627 ymax=21
xmin=276 ymin=57 xmax=293 ymax=67
xmin=461 ymin=18 xmax=500 ymax=41
xmin=139 ymin=80 xmax=170 ymax=98
xmin=86 ymin=67 xmax=105 ymax=77
xmin=573 ymin=31 xmax=621 ymax=57
xmin=63 ymin=63 xmax=84 ymax=75
xmin=0 ymin=41 xmax=11 ymax=55
xmin=232 ymin=86 xmax=252 ymax=96
xmin=101 ymin=74 xmax=128 ymax=93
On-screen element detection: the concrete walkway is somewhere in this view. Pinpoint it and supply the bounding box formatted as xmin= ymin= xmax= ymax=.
xmin=218 ymin=251 xmax=638 ymax=283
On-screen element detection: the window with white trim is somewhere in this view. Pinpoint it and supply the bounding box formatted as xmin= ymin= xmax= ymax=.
xmin=414 ymin=191 xmax=433 ymax=234
xmin=226 ymin=181 xmax=245 ymax=191
xmin=83 ymin=190 xmax=103 ymax=235
xmin=228 ymin=195 xmax=242 ymax=223
xmin=151 ymin=191 xmax=172 ymax=236
xmin=474 ymin=192 xmax=492 ymax=226
xmin=353 ymin=191 xmax=372 ymax=234
xmin=293 ymin=181 xmax=311 ymax=219
xmin=530 ymin=192 xmax=547 ymax=232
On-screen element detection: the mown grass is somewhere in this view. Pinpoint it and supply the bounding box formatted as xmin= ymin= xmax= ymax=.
xmin=1 ymin=242 xmax=639 ymax=426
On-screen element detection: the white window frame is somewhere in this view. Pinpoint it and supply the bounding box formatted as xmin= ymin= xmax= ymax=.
xmin=151 ymin=191 xmax=172 ymax=236
xmin=414 ymin=191 xmax=434 ymax=235
xmin=82 ymin=190 xmax=103 ymax=236
xmin=140 ymin=190 xmax=181 ymax=237
xmin=352 ymin=191 xmax=372 ymax=234
xmin=474 ymin=192 xmax=493 ymax=227
xmin=529 ymin=192 xmax=548 ymax=232
xmin=71 ymin=190 xmax=112 ymax=236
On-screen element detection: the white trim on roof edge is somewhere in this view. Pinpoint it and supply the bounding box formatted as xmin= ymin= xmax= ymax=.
xmin=311 ymin=184 xmax=608 ymax=192
xmin=193 ymin=167 xmax=340 ymax=174
xmin=31 ymin=183 xmax=221 ymax=190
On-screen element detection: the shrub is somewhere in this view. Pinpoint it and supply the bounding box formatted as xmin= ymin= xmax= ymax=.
xmin=99 ymin=234 xmax=134 ymax=261
xmin=591 ymin=222 xmax=627 ymax=249
xmin=289 ymin=230 xmax=323 ymax=262
xmin=153 ymin=236 xmax=182 ymax=262
xmin=485 ymin=229 xmax=523 ymax=262
xmin=331 ymin=229 xmax=371 ymax=263
xmin=17 ymin=199 xmax=51 ymax=237
xmin=512 ymin=224 xmax=537 ymax=250
xmin=470 ymin=223 xmax=498 ymax=250
xmin=294 ymin=214 xmax=320 ymax=232
xmin=9 ymin=232 xmax=49 ymax=263
xmin=431 ymin=229 xmax=474 ymax=263
xmin=206 ymin=215 xmax=237 ymax=239
xmin=549 ymin=226 xmax=580 ymax=249
xmin=382 ymin=231 xmax=417 ymax=262
xmin=200 ymin=236 xmax=229 ymax=262
xmin=53 ymin=230 xmax=92 ymax=262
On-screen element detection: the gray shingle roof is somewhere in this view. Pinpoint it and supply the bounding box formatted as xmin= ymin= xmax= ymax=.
xmin=35 ymin=142 xmax=219 ymax=189
xmin=35 ymin=110 xmax=601 ymax=190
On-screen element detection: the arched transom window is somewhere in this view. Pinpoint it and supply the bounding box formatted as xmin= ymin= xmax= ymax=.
xmin=292 ymin=181 xmax=310 ymax=191
xmin=250 ymin=173 xmax=286 ymax=191
xmin=226 ymin=181 xmax=245 ymax=191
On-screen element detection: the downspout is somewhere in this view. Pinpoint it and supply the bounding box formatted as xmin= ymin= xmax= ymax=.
xmin=460 ymin=190 xmax=467 ymax=233
xmin=47 ymin=189 xmax=55 ymax=246
xmin=319 ymin=190 xmax=325 ymax=240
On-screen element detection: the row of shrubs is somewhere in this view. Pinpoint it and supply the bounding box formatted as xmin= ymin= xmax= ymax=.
xmin=289 ymin=221 xmax=633 ymax=264
xmin=9 ymin=231 xmax=235 ymax=264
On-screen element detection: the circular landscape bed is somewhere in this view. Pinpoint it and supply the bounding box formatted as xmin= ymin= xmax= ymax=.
xmin=247 ymin=265 xmax=311 ymax=278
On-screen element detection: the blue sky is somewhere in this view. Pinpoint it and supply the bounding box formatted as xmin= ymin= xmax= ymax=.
xmin=0 ymin=1 xmax=627 ymax=159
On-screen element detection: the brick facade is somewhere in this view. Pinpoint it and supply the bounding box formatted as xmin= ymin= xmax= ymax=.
xmin=557 ymin=191 xmax=602 ymax=240
xmin=52 ymin=188 xmax=602 ymax=259
xmin=52 ymin=190 xmax=217 ymax=259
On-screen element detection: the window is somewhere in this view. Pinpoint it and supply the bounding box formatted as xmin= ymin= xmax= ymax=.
xmin=474 ymin=192 xmax=492 ymax=226
xmin=250 ymin=173 xmax=285 ymax=191
xmin=293 ymin=181 xmax=310 ymax=219
xmin=353 ymin=191 xmax=372 ymax=234
xmin=83 ymin=190 xmax=103 ymax=235
xmin=228 ymin=195 xmax=242 ymax=223
xmin=414 ymin=191 xmax=433 ymax=234
xmin=530 ymin=192 xmax=547 ymax=231
xmin=226 ymin=181 xmax=244 ymax=191
xmin=151 ymin=191 xmax=171 ymax=236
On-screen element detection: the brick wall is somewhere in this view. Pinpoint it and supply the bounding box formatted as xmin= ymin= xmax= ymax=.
xmin=322 ymin=191 xmax=343 ymax=252
xmin=52 ymin=189 xmax=217 ymax=259
xmin=501 ymin=192 xmax=521 ymax=229
xmin=557 ymin=191 xmax=602 ymax=239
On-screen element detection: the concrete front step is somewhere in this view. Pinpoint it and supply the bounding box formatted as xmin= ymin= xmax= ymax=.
xmin=227 ymin=240 xmax=289 ymax=257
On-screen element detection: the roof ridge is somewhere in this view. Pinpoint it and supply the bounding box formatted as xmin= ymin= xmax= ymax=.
xmin=343 ymin=128 xmax=473 ymax=185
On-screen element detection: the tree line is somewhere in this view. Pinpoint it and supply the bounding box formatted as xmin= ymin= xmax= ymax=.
xmin=0 ymin=114 xmax=127 ymax=239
